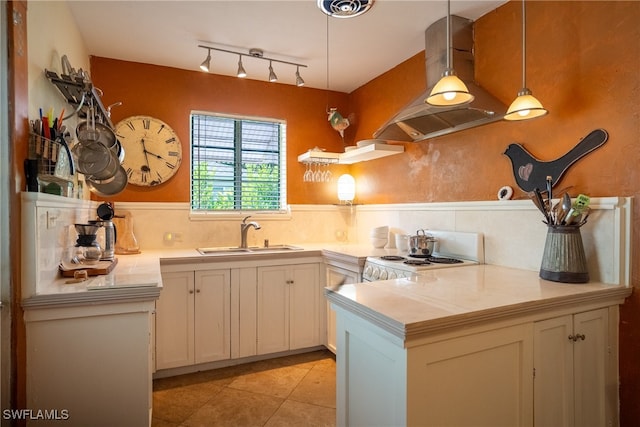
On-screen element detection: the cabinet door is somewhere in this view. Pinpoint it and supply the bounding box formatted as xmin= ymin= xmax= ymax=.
xmin=573 ymin=308 xmax=608 ymax=427
xmin=326 ymin=265 xmax=361 ymax=353
xmin=194 ymin=269 xmax=231 ymax=364
xmin=533 ymin=315 xmax=574 ymax=427
xmin=257 ymin=266 xmax=290 ymax=354
xmin=156 ymin=271 xmax=194 ymax=370
xmin=290 ymin=263 xmax=321 ymax=349
xmin=412 ymin=324 xmax=534 ymax=427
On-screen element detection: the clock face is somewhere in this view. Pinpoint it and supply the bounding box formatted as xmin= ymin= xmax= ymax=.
xmin=115 ymin=116 xmax=182 ymax=186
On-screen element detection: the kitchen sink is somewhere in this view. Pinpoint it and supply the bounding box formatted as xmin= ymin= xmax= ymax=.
xmin=197 ymin=245 xmax=303 ymax=255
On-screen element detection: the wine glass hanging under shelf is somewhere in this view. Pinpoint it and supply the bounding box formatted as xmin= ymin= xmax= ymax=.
xmin=298 ymin=147 xmax=339 ymax=183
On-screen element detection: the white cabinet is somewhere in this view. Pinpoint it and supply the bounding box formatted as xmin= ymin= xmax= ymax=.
xmin=256 ymin=263 xmax=321 ymax=354
xmin=156 ymin=269 xmax=231 ymax=370
xmin=533 ymin=308 xmax=612 ymax=427
xmin=326 ymin=264 xmax=361 ymax=353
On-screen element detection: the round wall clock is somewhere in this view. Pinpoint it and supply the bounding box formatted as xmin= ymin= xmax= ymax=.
xmin=115 ymin=115 xmax=182 ymax=186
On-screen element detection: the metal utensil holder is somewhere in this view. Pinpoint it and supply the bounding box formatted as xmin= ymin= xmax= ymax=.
xmin=539 ymin=225 xmax=589 ymax=283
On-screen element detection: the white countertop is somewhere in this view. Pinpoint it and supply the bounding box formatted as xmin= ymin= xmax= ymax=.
xmin=23 ymin=252 xmax=163 ymax=308
xmin=325 ymin=264 xmax=632 ymax=340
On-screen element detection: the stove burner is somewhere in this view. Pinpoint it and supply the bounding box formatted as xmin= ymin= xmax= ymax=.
xmin=380 ymin=255 xmax=405 ymax=261
xmin=408 ymin=255 xmax=464 ymax=264
xmin=404 ymin=259 xmax=431 ymax=266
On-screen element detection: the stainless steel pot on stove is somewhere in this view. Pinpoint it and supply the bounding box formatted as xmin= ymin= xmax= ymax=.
xmin=409 ymin=229 xmax=437 ymax=255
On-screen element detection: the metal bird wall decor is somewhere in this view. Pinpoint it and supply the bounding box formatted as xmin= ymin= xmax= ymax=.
xmin=503 ymin=129 xmax=608 ymax=193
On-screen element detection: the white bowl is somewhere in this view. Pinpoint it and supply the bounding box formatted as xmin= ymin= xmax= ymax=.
xmin=370 ymin=237 xmax=388 ymax=248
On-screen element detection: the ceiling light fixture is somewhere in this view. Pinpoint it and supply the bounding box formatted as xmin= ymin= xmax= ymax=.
xmin=197 ymin=45 xmax=306 ymax=87
xmin=199 ymin=48 xmax=211 ymax=72
xmin=504 ymin=0 xmax=548 ymax=121
xmin=318 ymin=0 xmax=374 ymax=18
xmin=295 ymin=66 xmax=305 ymax=87
xmin=426 ymin=0 xmax=474 ymax=106
xmin=268 ymin=61 xmax=278 ymax=82
xmin=236 ymin=55 xmax=247 ymax=78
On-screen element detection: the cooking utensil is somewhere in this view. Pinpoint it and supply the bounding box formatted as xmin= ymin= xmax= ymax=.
xmin=85 ymin=165 xmax=128 ymax=197
xmin=532 ymin=188 xmax=550 ymax=223
xmin=409 ymin=229 xmax=437 ymax=255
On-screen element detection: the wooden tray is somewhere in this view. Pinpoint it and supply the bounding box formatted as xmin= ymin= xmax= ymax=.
xmin=60 ymin=258 xmax=118 ymax=277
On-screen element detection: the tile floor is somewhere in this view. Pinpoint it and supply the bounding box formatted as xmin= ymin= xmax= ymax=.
xmin=152 ymin=350 xmax=336 ymax=426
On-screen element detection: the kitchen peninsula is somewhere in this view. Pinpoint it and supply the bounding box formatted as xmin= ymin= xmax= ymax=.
xmin=326 ymin=265 xmax=631 ymax=427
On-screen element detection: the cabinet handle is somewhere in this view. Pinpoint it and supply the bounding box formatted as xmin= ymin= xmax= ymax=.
xmin=286 ymin=280 xmax=294 ymax=284
xmin=196 ymin=289 xmax=201 ymax=293
xmin=189 ymin=289 xmax=194 ymax=294
xmin=568 ymin=334 xmax=586 ymax=342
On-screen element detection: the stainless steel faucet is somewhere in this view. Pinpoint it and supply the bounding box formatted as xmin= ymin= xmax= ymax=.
xmin=240 ymin=216 xmax=261 ymax=248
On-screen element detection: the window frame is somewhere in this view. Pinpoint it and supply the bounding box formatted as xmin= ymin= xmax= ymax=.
xmin=189 ymin=111 xmax=290 ymax=221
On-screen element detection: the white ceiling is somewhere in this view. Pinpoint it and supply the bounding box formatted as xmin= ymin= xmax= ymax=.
xmin=68 ymin=0 xmax=507 ymax=93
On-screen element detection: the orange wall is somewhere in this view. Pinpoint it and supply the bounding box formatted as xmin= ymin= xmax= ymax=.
xmin=90 ymin=57 xmax=351 ymax=204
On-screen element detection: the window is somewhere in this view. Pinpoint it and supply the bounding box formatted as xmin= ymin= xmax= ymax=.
xmin=190 ymin=112 xmax=287 ymax=215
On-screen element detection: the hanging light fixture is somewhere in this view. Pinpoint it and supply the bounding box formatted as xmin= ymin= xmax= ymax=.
xmin=197 ymin=45 xmax=306 ymax=86
xmin=268 ymin=61 xmax=278 ymax=82
xmin=504 ymin=0 xmax=548 ymax=121
xmin=199 ymin=48 xmax=211 ymax=72
xmin=295 ymin=66 xmax=305 ymax=87
xmin=426 ymin=0 xmax=474 ymax=106
xmin=236 ymin=55 xmax=247 ymax=78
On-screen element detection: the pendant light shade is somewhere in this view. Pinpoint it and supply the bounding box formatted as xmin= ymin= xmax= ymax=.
xmin=237 ymin=55 xmax=247 ymax=78
xmin=426 ymin=0 xmax=474 ymax=107
xmin=504 ymin=88 xmax=547 ymax=120
xmin=426 ymin=69 xmax=475 ymax=106
xmin=504 ymin=0 xmax=547 ymax=121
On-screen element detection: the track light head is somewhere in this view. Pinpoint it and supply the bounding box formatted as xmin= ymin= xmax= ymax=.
xmin=237 ymin=55 xmax=247 ymax=78
xmin=268 ymin=61 xmax=278 ymax=82
xmin=200 ymin=49 xmax=211 ymax=72
xmin=296 ymin=66 xmax=305 ymax=87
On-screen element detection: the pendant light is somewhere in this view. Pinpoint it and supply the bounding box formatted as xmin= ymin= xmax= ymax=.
xmin=426 ymin=0 xmax=474 ymax=106
xmin=504 ymin=0 xmax=548 ymax=121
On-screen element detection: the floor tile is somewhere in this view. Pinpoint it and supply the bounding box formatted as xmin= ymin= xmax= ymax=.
xmin=228 ymin=365 xmax=310 ymax=398
xmin=289 ymin=365 xmax=336 ymax=408
xmin=182 ymin=387 xmax=283 ymax=427
xmin=264 ymin=400 xmax=336 ymax=427
xmin=153 ymin=381 xmax=224 ymax=424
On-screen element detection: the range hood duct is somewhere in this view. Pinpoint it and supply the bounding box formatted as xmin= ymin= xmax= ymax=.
xmin=373 ymin=15 xmax=507 ymax=143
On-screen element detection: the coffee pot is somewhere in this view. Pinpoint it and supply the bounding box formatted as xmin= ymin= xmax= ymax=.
xmin=95 ymin=202 xmax=117 ymax=261
xmin=74 ymin=223 xmax=102 ymax=265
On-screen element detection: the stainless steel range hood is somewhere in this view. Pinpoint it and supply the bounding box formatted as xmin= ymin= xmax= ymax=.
xmin=373 ymin=15 xmax=507 ymax=143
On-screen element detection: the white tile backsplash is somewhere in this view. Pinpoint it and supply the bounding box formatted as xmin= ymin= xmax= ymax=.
xmin=22 ymin=194 xmax=632 ymax=299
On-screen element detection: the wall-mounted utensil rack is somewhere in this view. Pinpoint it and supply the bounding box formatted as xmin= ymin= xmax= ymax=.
xmin=44 ymin=55 xmax=115 ymax=129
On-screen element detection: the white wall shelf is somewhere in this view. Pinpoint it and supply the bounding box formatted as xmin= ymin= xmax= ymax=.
xmin=298 ymin=142 xmax=404 ymax=165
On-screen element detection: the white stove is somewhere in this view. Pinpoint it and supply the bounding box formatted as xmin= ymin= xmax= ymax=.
xmin=362 ymin=230 xmax=484 ymax=282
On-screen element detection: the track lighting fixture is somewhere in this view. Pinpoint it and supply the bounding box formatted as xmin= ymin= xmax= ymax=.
xmin=504 ymin=0 xmax=547 ymax=120
xmin=237 ymin=55 xmax=247 ymax=78
xmin=199 ymin=48 xmax=211 ymax=72
xmin=197 ymin=45 xmax=307 ymax=87
xmin=295 ymin=66 xmax=305 ymax=87
xmin=426 ymin=0 xmax=474 ymax=106
xmin=268 ymin=61 xmax=278 ymax=82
